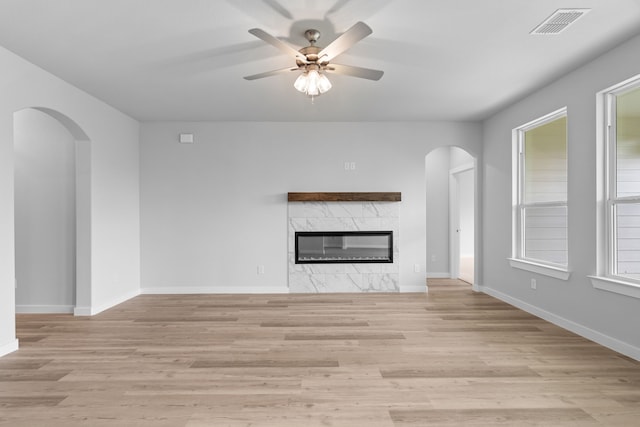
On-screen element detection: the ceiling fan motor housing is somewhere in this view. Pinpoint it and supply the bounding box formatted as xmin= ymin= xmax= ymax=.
xmin=304 ymin=29 xmax=321 ymax=44
xmin=297 ymin=29 xmax=327 ymax=67
xmin=297 ymin=45 xmax=324 ymax=67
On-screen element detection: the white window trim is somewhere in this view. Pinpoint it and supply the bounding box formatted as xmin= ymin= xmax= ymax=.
xmin=511 ymin=107 xmax=570 ymax=279
xmin=588 ymin=275 xmax=640 ymax=299
xmin=509 ymin=258 xmax=571 ymax=280
xmin=593 ymin=73 xmax=640 ymax=299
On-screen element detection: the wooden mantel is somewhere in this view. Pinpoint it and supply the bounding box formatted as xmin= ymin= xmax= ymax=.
xmin=287 ymin=192 xmax=401 ymax=202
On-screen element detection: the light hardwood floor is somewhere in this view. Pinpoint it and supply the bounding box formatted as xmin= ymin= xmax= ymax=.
xmin=1 ymin=279 xmax=639 ymax=426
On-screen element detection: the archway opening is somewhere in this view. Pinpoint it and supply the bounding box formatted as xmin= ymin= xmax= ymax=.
xmin=13 ymin=107 xmax=90 ymax=314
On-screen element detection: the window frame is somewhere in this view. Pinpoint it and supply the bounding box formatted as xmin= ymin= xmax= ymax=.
xmin=511 ymin=107 xmax=570 ymax=279
xmin=601 ymin=75 xmax=640 ymax=286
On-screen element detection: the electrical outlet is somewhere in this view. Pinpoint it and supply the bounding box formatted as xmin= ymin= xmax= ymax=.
xmin=431 ymin=254 xmax=436 ymax=262
xmin=257 ymin=265 xmax=265 ymax=275
xmin=531 ymin=278 xmax=537 ymax=290
xmin=350 ymin=161 xmax=356 ymax=170
xmin=344 ymin=161 xmax=350 ymax=170
xmin=414 ymin=264 xmax=420 ymax=273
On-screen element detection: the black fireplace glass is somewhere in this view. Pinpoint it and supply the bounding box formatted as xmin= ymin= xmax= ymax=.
xmin=295 ymin=231 xmax=393 ymax=264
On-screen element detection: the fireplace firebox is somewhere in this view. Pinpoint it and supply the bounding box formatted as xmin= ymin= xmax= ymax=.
xmin=295 ymin=231 xmax=393 ymax=264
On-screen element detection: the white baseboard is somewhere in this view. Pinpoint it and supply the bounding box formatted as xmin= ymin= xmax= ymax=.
xmin=16 ymin=305 xmax=74 ymax=314
xmin=73 ymin=306 xmax=92 ymax=316
xmin=143 ymin=286 xmax=422 ymax=295
xmin=426 ymin=272 xmax=451 ymax=279
xmin=141 ymin=286 xmax=290 ymax=295
xmin=0 ymin=339 xmax=19 ymax=357
xmin=479 ymin=285 xmax=640 ymax=362
xmin=74 ymin=288 xmax=141 ymax=316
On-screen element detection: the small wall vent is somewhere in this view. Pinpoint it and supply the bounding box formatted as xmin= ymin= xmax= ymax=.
xmin=530 ymin=9 xmax=590 ymax=35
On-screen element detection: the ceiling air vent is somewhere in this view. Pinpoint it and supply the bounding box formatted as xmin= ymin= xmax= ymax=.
xmin=530 ymin=9 xmax=591 ymax=35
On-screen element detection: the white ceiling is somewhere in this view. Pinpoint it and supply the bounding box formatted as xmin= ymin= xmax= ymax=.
xmin=1 ymin=0 xmax=639 ymax=122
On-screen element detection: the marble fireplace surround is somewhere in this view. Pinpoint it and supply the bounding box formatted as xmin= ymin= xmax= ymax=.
xmin=288 ymin=192 xmax=401 ymax=293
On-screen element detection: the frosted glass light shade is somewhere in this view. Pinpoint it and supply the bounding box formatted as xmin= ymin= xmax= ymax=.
xmin=306 ymin=70 xmax=320 ymax=96
xmin=318 ymin=73 xmax=332 ymax=93
xmin=293 ymin=69 xmax=332 ymax=96
xmin=294 ymin=73 xmax=308 ymax=92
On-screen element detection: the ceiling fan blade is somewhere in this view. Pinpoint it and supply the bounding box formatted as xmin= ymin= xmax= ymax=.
xmin=244 ymin=67 xmax=298 ymax=80
xmin=317 ymin=21 xmax=372 ymax=62
xmin=325 ymin=63 xmax=384 ymax=80
xmin=248 ymin=28 xmax=306 ymax=62
xmin=262 ymin=0 xmax=293 ymax=20
xmin=325 ymin=0 xmax=352 ymax=17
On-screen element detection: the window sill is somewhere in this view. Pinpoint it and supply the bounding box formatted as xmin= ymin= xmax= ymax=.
xmin=589 ymin=276 xmax=640 ymax=299
xmin=508 ymin=258 xmax=571 ymax=280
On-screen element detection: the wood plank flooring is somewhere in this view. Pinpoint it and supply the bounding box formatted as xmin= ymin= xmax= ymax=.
xmin=1 ymin=279 xmax=640 ymax=426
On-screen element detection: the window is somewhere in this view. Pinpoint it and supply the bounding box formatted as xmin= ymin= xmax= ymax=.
xmin=604 ymin=77 xmax=640 ymax=283
xmin=512 ymin=108 xmax=568 ymax=275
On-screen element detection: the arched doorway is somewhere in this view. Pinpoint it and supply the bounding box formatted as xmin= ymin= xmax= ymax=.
xmin=425 ymin=146 xmax=478 ymax=287
xmin=13 ymin=107 xmax=91 ymax=314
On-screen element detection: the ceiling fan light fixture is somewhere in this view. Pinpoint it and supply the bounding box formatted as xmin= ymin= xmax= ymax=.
xmin=294 ymin=67 xmax=332 ymax=97
xmin=246 ymin=22 xmax=382 ymax=97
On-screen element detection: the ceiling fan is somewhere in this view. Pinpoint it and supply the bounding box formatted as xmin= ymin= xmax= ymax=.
xmin=244 ymin=21 xmax=384 ymax=97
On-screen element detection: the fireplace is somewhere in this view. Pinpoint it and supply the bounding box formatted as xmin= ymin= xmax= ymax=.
xmin=295 ymin=231 xmax=393 ymax=264
xmin=287 ymin=195 xmax=400 ymax=293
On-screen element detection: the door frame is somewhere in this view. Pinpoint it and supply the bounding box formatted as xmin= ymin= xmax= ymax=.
xmin=449 ymin=162 xmax=474 ymax=281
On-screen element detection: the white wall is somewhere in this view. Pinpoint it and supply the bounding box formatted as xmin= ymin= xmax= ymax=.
xmin=425 ymin=147 xmax=451 ymax=276
xmin=140 ymin=122 xmax=482 ymax=293
xmin=482 ymin=33 xmax=640 ymax=359
xmin=450 ymin=146 xmax=474 ymax=170
xmin=14 ymin=109 xmax=76 ymax=312
xmin=0 ymin=45 xmax=140 ymax=356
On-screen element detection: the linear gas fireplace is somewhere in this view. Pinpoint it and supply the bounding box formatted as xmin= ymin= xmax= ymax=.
xmin=295 ymin=231 xmax=393 ymax=264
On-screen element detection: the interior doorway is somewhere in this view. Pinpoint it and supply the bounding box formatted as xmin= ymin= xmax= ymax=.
xmin=450 ymin=162 xmax=475 ymax=284
xmin=425 ymin=146 xmax=476 ymax=286
xmin=13 ymin=107 xmax=91 ymax=314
